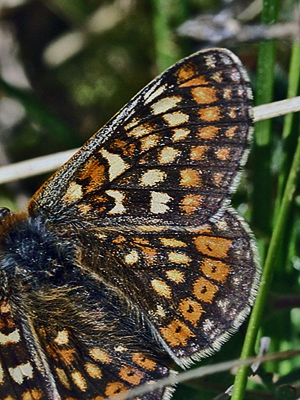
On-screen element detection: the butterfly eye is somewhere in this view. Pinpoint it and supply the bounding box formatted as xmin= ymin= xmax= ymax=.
xmin=0 ymin=208 xmax=10 ymax=219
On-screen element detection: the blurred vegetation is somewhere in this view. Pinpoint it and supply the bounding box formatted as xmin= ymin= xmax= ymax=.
xmin=0 ymin=0 xmax=300 ymax=399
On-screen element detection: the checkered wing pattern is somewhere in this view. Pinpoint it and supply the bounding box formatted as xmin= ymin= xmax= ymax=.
xmin=0 ymin=48 xmax=258 ymax=400
xmin=29 ymin=49 xmax=253 ymax=227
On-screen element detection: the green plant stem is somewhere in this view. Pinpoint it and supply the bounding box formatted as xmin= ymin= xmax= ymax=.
xmin=151 ymin=0 xmax=189 ymax=72
xmin=275 ymin=42 xmax=300 ymax=214
xmin=231 ymin=131 xmax=300 ymax=400
xmin=252 ymin=0 xmax=279 ymax=233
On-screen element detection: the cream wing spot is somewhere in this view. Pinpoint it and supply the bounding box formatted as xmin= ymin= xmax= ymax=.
xmin=140 ymin=169 xmax=166 ymax=186
xmin=158 ymin=147 xmax=180 ymax=164
xmin=150 ymin=192 xmax=172 ymax=214
xmin=106 ymin=190 xmax=126 ymax=214
xmin=0 ymin=329 xmax=20 ymax=344
xmin=56 ymin=368 xmax=71 ymax=389
xmin=63 ymin=182 xmax=83 ymax=203
xmin=72 ymin=371 xmax=87 ymax=391
xmin=151 ymin=279 xmax=172 ymax=299
xmin=0 ymin=364 xmax=3 ymax=384
xmin=163 ymin=111 xmax=189 ymax=126
xmin=54 ymin=329 xmax=69 ymax=345
xmin=172 ymin=127 xmax=190 ymax=141
xmin=151 ymin=95 xmax=182 ymax=115
xmin=144 ymin=84 xmax=167 ymax=104
xmin=100 ymin=149 xmax=128 ymax=180
xmin=89 ymin=348 xmax=112 ymax=363
xmin=168 ymin=251 xmax=191 ymax=264
xmin=8 ymin=362 xmax=33 ymax=384
xmin=85 ymin=363 xmax=102 ymax=379
xmin=125 ymin=250 xmax=139 ymax=265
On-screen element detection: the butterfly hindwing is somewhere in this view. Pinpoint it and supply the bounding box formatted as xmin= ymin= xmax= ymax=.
xmin=78 ymin=208 xmax=258 ymax=367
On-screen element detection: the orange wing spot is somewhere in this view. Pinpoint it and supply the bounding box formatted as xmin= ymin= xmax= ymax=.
xmin=46 ymin=345 xmax=75 ymax=365
xmin=85 ymin=363 xmax=102 ymax=379
xmin=194 ymin=235 xmax=231 ymax=258
xmin=78 ymin=159 xmax=106 ymax=193
xmin=214 ymin=172 xmax=223 ymax=185
xmin=201 ymin=258 xmax=230 ymax=283
xmin=89 ymin=397 xmax=104 ymax=400
xmin=113 ymin=235 xmax=126 ymax=244
xmin=179 ymin=298 xmax=204 ymax=326
xmin=180 ymin=194 xmax=203 ymax=214
xmin=151 ymin=279 xmax=172 ymax=299
xmin=160 ymin=238 xmax=187 ymax=247
xmin=142 ymin=247 xmax=157 ymax=263
xmin=172 ymin=127 xmax=190 ymax=141
xmin=105 ymin=382 xmax=128 ymax=398
xmin=197 ymin=125 xmax=219 ymax=139
xmin=89 ymin=348 xmax=112 ymax=363
xmin=176 ymin=62 xmax=198 ymax=82
xmin=187 ymin=225 xmax=212 ymax=234
xmin=168 ymin=251 xmax=191 ymax=265
xmin=127 ymin=122 xmax=155 ymax=138
xmin=190 ymin=145 xmax=208 ymax=161
xmin=180 ymin=75 xmax=208 ymax=87
xmin=119 ymin=366 xmax=145 ymax=385
xmin=110 ymin=139 xmax=136 ymax=157
xmin=193 ymin=277 xmax=218 ymax=303
xmin=140 ymin=133 xmax=161 ymax=152
xmin=180 ymin=169 xmax=201 ymax=187
xmin=78 ymin=203 xmax=92 ymax=214
xmin=191 ymin=87 xmax=217 ymax=104
xmin=199 ymin=106 xmax=221 ymax=122
xmin=56 ymin=368 xmax=71 ymax=389
xmin=215 ymin=148 xmax=230 ymax=160
xmin=166 ymin=269 xmax=185 ymax=283
xmin=72 ymin=371 xmax=87 ymax=391
xmin=225 ymin=126 xmax=238 ymax=138
xmin=22 ymin=389 xmax=43 ymax=400
xmin=229 ymin=108 xmax=237 ymax=118
xmin=132 ymin=353 xmax=157 ymax=371
xmin=62 ymin=182 xmax=83 ymax=204
xmin=58 ymin=349 xmax=75 ymax=365
xmin=134 ymin=238 xmax=149 ymax=245
xmin=158 ymin=146 xmax=180 ymax=164
xmin=160 ymin=319 xmax=195 ymax=347
xmin=223 ymin=88 xmax=232 ymax=99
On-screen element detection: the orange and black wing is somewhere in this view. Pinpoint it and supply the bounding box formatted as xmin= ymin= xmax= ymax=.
xmin=29 ymin=48 xmax=253 ymax=228
xmin=0 ymin=48 xmax=257 ymax=400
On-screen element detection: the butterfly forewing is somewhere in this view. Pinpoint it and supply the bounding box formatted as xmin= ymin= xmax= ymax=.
xmin=0 ymin=48 xmax=258 ymax=400
xmin=29 ymin=49 xmax=253 ymax=227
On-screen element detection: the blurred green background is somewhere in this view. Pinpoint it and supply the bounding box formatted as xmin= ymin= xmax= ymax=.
xmin=0 ymin=0 xmax=300 ymax=399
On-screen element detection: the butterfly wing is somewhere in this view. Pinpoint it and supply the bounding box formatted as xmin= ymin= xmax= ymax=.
xmin=0 ymin=299 xmax=61 ymax=399
xmin=0 ymin=268 xmax=172 ymax=400
xmin=78 ymin=208 xmax=259 ymax=367
xmin=28 ymin=270 xmax=172 ymax=400
xmin=29 ymin=49 xmax=253 ymax=228
xmin=0 ymin=48 xmax=257 ymax=399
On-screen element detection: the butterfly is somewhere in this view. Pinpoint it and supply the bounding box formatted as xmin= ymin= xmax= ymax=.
xmin=0 ymin=48 xmax=259 ymax=400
